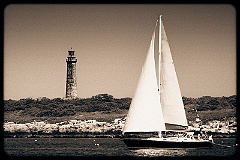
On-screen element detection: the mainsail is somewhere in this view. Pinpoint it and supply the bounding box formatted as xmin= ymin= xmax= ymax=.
xmin=123 ymin=16 xmax=187 ymax=134
xmin=159 ymin=17 xmax=188 ymax=128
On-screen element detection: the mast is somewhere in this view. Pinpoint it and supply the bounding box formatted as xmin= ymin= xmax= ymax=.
xmin=158 ymin=15 xmax=162 ymax=137
xmin=158 ymin=15 xmax=162 ymax=94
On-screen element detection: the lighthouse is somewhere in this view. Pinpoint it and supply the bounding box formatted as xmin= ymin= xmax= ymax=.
xmin=66 ymin=48 xmax=77 ymax=98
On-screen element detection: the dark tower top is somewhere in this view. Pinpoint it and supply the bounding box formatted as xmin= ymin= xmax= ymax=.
xmin=66 ymin=47 xmax=77 ymax=63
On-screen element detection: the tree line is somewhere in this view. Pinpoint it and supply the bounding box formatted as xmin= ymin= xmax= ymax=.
xmin=4 ymin=94 xmax=236 ymax=117
xmin=4 ymin=94 xmax=131 ymax=117
xmin=182 ymin=95 xmax=236 ymax=111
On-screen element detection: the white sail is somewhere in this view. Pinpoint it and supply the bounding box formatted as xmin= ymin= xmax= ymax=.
xmin=123 ymin=26 xmax=166 ymax=134
xmin=123 ymin=16 xmax=188 ymax=134
xmin=159 ymin=18 xmax=188 ymax=127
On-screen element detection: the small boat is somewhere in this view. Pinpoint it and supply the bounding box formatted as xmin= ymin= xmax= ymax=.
xmin=122 ymin=15 xmax=213 ymax=149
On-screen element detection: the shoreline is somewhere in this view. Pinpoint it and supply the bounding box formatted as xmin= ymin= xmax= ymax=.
xmin=4 ymin=132 xmax=236 ymax=139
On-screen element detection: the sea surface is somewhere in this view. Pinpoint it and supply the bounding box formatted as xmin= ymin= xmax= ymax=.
xmin=4 ymin=138 xmax=237 ymax=157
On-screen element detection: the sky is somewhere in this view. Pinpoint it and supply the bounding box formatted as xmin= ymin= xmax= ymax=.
xmin=4 ymin=4 xmax=236 ymax=100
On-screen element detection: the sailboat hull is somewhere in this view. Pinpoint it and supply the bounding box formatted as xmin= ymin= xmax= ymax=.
xmin=123 ymin=138 xmax=213 ymax=149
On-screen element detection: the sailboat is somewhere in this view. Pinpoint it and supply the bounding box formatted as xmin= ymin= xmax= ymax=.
xmin=122 ymin=15 xmax=213 ymax=148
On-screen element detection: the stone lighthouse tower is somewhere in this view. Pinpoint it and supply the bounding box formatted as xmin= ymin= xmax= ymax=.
xmin=66 ymin=47 xmax=77 ymax=98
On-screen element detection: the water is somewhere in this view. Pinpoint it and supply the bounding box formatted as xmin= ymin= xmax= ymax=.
xmin=4 ymin=138 xmax=237 ymax=157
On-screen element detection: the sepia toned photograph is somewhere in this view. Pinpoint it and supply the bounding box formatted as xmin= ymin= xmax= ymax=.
xmin=3 ymin=3 xmax=237 ymax=158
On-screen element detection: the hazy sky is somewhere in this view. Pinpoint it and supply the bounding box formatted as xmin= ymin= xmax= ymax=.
xmin=4 ymin=4 xmax=236 ymax=100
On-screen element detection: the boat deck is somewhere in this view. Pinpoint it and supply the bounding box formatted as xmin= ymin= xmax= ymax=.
xmin=146 ymin=137 xmax=210 ymax=142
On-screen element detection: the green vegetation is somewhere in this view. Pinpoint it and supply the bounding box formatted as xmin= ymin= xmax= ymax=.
xmin=183 ymin=95 xmax=236 ymax=122
xmin=4 ymin=94 xmax=130 ymax=123
xmin=4 ymin=94 xmax=236 ymax=124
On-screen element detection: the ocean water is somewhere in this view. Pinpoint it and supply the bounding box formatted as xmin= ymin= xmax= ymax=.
xmin=4 ymin=138 xmax=237 ymax=157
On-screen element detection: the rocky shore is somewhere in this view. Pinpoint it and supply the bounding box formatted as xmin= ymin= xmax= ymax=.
xmin=4 ymin=117 xmax=237 ymax=138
